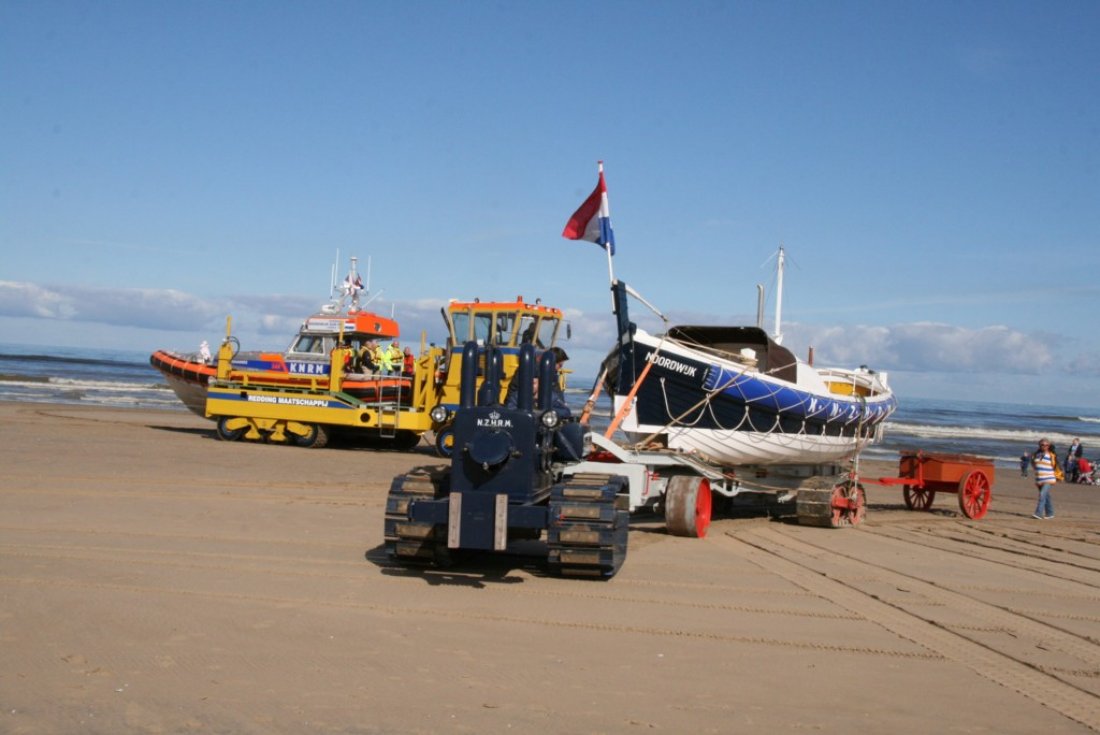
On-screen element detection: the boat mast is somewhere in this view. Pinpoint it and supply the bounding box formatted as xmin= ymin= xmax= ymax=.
xmin=773 ymin=245 xmax=785 ymax=345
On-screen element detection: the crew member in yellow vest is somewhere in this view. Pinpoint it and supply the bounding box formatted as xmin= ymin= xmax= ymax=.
xmin=381 ymin=341 xmax=403 ymax=375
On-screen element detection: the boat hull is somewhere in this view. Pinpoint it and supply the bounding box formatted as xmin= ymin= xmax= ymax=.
xmin=150 ymin=349 xmax=413 ymax=419
xmin=606 ymin=329 xmax=896 ymax=466
xmin=150 ymin=350 xmax=213 ymax=418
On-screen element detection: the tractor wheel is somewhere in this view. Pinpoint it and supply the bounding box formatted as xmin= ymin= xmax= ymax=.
xmin=434 ymin=426 xmax=455 ymax=458
xmin=291 ymin=423 xmax=329 ymax=449
xmin=388 ymin=430 xmax=422 ymax=451
xmin=216 ymin=417 xmax=247 ymax=442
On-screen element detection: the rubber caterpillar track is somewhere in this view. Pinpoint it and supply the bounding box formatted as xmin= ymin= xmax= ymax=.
xmin=384 ymin=470 xmax=451 ymax=567
xmin=547 ymin=473 xmax=629 ymax=578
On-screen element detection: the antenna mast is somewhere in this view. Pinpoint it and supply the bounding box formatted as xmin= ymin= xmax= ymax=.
xmin=773 ymin=245 xmax=785 ymax=345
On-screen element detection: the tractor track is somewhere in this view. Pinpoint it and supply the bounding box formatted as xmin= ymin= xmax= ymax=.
xmin=722 ymin=525 xmax=1100 ymax=730
xmin=909 ymin=522 xmax=1100 ymax=566
xmin=872 ymin=525 xmax=1100 ymax=593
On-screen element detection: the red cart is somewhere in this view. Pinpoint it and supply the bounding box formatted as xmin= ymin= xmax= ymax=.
xmin=872 ymin=451 xmax=994 ymax=519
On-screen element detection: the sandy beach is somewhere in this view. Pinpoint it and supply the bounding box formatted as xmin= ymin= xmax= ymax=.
xmin=2 ymin=400 xmax=1099 ymax=733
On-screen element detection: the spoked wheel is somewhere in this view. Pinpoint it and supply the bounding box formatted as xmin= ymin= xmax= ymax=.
xmin=434 ymin=426 xmax=455 ymax=458
xmin=216 ymin=416 xmax=247 ymax=441
xmin=903 ymin=484 xmax=935 ymax=511
xmin=798 ymin=480 xmax=866 ymax=528
xmin=665 ymin=476 xmax=713 ymax=538
xmin=957 ymin=470 xmax=992 ymax=519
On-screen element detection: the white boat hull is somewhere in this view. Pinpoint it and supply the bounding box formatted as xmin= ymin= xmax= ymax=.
xmin=614 ymin=395 xmax=877 ymax=465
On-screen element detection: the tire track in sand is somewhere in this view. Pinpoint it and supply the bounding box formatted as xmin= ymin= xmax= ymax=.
xmin=719 ymin=525 xmax=1100 ymax=731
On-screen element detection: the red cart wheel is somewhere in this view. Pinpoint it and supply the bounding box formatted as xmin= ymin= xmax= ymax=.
xmin=903 ymin=485 xmax=935 ymax=511
xmin=830 ymin=481 xmax=866 ymax=528
xmin=957 ymin=470 xmax=992 ymax=519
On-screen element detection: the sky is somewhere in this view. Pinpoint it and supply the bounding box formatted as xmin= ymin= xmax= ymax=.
xmin=2 ymin=1 xmax=1098 ymax=407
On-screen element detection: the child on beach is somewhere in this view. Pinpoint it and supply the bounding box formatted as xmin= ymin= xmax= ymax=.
xmin=1020 ymin=453 xmax=1029 ymax=477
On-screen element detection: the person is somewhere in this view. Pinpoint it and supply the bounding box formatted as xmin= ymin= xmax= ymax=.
xmin=1019 ymin=452 xmax=1029 ymax=478
xmin=380 ymin=341 xmax=402 ymax=376
xmin=402 ymin=346 xmax=415 ymax=377
xmin=199 ymin=340 xmax=212 ymax=364
xmin=1031 ymin=438 xmax=1060 ymax=519
xmin=1077 ymin=456 xmax=1093 ymax=484
xmin=1066 ymin=438 xmax=1084 ymax=483
xmin=358 ymin=341 xmax=378 ymax=374
xmin=545 ymin=347 xmax=584 ymax=461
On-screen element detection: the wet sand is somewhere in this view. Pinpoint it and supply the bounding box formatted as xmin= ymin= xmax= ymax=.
xmin=2 ymin=401 xmax=1099 ymax=733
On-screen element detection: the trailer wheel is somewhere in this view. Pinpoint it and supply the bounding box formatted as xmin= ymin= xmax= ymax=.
xmin=291 ymin=423 xmax=329 ymax=449
xmin=903 ymin=485 xmax=935 ymax=511
xmin=665 ymin=476 xmax=712 ymax=538
xmin=957 ymin=469 xmax=992 ymax=520
xmin=216 ymin=417 xmax=247 ymax=441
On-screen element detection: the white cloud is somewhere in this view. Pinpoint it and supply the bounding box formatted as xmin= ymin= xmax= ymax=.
xmin=789 ymin=322 xmax=1054 ymax=375
xmin=0 ymin=280 xmax=1078 ymax=381
xmin=0 ymin=281 xmax=228 ymax=331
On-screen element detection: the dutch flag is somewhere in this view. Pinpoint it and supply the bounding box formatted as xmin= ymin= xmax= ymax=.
xmin=562 ymin=161 xmax=615 ymax=256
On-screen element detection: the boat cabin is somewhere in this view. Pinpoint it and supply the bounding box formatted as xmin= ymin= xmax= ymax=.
xmin=443 ymin=297 xmax=565 ymax=349
xmin=667 ymin=325 xmax=798 ymax=383
xmin=287 ymin=312 xmax=402 ymax=358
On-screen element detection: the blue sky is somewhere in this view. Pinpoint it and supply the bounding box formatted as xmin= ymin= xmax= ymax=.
xmin=2 ymin=1 xmax=1098 ymax=406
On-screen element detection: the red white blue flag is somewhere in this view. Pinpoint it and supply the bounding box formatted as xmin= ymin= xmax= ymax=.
xmin=562 ymin=162 xmax=615 ymax=256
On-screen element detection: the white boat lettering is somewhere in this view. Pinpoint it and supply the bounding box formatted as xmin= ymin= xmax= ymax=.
xmin=305 ymin=318 xmax=343 ymax=333
xmin=288 ymin=362 xmax=327 ymax=375
xmin=644 ymin=351 xmax=698 ymax=378
xmin=477 ymin=418 xmax=513 ymax=428
xmin=246 ymin=395 xmax=329 ymax=408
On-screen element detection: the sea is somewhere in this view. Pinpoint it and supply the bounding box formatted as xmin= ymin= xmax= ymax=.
xmin=3 ymin=342 xmax=1098 ymax=470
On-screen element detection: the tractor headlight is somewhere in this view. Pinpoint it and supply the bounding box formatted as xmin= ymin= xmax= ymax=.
xmin=430 ymin=405 xmax=448 ymax=423
xmin=541 ymin=410 xmax=560 ymax=429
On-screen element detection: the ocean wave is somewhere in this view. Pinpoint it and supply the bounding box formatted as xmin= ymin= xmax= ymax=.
xmin=885 ymin=421 xmax=1091 ymax=448
xmin=49 ymin=377 xmax=164 ymax=391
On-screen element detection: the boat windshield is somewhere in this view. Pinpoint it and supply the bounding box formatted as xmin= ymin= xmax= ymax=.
xmin=288 ymin=334 xmax=329 ymax=355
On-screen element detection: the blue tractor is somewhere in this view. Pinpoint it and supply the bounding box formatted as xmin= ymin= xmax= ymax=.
xmin=384 ymin=341 xmax=630 ymax=578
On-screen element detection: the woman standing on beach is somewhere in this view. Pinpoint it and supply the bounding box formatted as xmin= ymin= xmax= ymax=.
xmin=1032 ymin=438 xmax=1060 ymax=519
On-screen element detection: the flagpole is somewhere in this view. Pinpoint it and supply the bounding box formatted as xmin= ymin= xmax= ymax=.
xmin=597 ymin=160 xmax=616 ymax=303
xmin=606 ymin=239 xmax=615 ymax=308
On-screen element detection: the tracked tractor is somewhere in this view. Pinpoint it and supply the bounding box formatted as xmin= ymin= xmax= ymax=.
xmin=384 ymin=341 xmax=630 ymax=578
